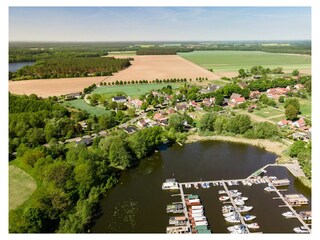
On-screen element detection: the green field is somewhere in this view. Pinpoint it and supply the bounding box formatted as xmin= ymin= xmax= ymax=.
xmin=299 ymin=98 xmax=311 ymax=118
xmin=178 ymin=51 xmax=311 ymax=72
xmin=63 ymin=99 xmax=110 ymax=116
xmin=92 ymin=83 xmax=182 ymax=98
xmin=9 ymin=165 xmax=37 ymax=210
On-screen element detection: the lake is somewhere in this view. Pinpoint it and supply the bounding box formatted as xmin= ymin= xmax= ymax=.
xmin=9 ymin=61 xmax=35 ymax=72
xmin=91 ymin=141 xmax=311 ymax=233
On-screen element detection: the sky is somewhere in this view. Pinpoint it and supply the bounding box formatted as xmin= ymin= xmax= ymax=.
xmin=9 ymin=7 xmax=311 ymax=42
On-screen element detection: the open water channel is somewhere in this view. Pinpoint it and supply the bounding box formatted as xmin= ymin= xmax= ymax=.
xmin=91 ymin=141 xmax=311 ymax=233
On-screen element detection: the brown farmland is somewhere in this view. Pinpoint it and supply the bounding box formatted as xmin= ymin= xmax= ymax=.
xmin=103 ymin=55 xmax=220 ymax=83
xmin=9 ymin=55 xmax=220 ymax=97
xmin=9 ymin=76 xmax=106 ymax=98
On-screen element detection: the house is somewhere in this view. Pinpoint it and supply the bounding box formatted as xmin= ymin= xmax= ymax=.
xmin=167 ymin=108 xmax=176 ymax=115
xmin=78 ymin=121 xmax=87 ymax=129
xmin=267 ymin=88 xmax=290 ymax=99
xmin=130 ymin=99 xmax=143 ymax=108
xmin=294 ymin=84 xmax=304 ymax=90
xmin=175 ymin=103 xmax=188 ymax=111
xmin=249 ymin=91 xmax=260 ymax=99
xmin=248 ymin=104 xmax=257 ymax=110
xmin=228 ymin=97 xmax=246 ymax=107
xmin=154 ymin=112 xmax=166 ymax=121
xmin=230 ymin=93 xmax=242 ymax=100
xmin=277 ymin=119 xmax=292 ymax=127
xmin=202 ymin=98 xmax=213 ymax=107
xmin=112 ymin=96 xmax=127 ymax=103
xmin=123 ymin=126 xmax=137 ymax=134
xmin=65 ymin=92 xmax=82 ymax=100
xmin=293 ymin=118 xmax=306 ymax=128
xmin=137 ymin=118 xmax=148 ymax=128
xmin=207 ymin=84 xmax=220 ymax=92
xmin=99 ymin=130 xmax=107 ymax=137
xmin=78 ymin=135 xmax=93 ymax=146
xmin=238 ymin=82 xmax=248 ymax=89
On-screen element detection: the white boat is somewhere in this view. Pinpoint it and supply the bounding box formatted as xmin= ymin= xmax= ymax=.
xmin=227 ymin=224 xmax=247 ymax=234
xmin=235 ymin=196 xmax=248 ymax=201
xmin=194 ymin=183 xmax=199 ymax=189
xmin=225 ymin=215 xmax=241 ymax=223
xmin=229 ymin=189 xmax=238 ymax=193
xmin=185 ymin=183 xmax=191 ymax=188
xmin=282 ymin=211 xmax=296 ymax=219
xmin=193 ymin=216 xmax=207 ymax=222
xmin=219 ymin=196 xmax=230 ymax=201
xmin=219 ymin=190 xmax=227 ymax=194
xmin=191 ymin=213 xmax=204 ymax=218
xmin=247 ymin=181 xmax=252 ymax=186
xmin=191 ymin=205 xmax=203 ymax=210
xmin=223 ymin=211 xmax=236 ymax=217
xmin=237 ymin=206 xmax=253 ymax=213
xmin=195 ymin=221 xmax=208 ymax=226
xmin=299 ymin=211 xmax=312 ymax=221
xmin=191 ymin=209 xmax=203 ymax=214
xmin=247 ymin=223 xmax=260 ymax=230
xmin=234 ymin=199 xmax=245 ymax=206
xmin=230 ymin=192 xmax=242 ymax=197
xmin=243 ymin=215 xmax=256 ymax=222
xmin=162 ymin=179 xmax=179 ymax=190
xmin=264 ymin=186 xmax=276 ymax=192
xmin=293 ymin=226 xmax=309 ymax=233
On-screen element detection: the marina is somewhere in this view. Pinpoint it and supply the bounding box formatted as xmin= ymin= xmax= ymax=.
xmin=163 ymin=167 xmax=311 ymax=234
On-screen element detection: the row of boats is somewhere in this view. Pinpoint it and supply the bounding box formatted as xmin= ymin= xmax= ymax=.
xmin=219 ymin=189 xmax=260 ymax=234
xmin=185 ymin=194 xmax=211 ymax=233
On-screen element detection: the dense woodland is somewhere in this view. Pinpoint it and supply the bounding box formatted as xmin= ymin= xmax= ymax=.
xmin=136 ymin=48 xmax=193 ymax=55
xmin=10 ymin=57 xmax=131 ymax=80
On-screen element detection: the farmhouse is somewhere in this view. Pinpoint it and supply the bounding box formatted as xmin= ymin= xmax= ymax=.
xmin=130 ymin=99 xmax=143 ymax=108
xmin=293 ymin=118 xmax=306 ymax=128
xmin=277 ymin=119 xmax=292 ymax=127
xmin=137 ymin=119 xmax=148 ymax=128
xmin=65 ymin=92 xmax=82 ymax=100
xmin=249 ymin=91 xmax=261 ymax=99
xmin=202 ymin=98 xmax=214 ymax=107
xmin=112 ymin=96 xmax=127 ymax=103
xmin=267 ymin=88 xmax=289 ymax=99
xmin=228 ymin=94 xmax=246 ymax=108
xmin=294 ymin=84 xmax=304 ymax=90
xmin=230 ymin=93 xmax=242 ymax=100
xmin=175 ymin=103 xmax=188 ymax=111
xmin=167 ymin=108 xmax=176 ymax=115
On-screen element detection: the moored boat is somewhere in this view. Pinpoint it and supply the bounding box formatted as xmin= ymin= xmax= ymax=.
xmin=162 ymin=178 xmax=179 ymax=190
xmin=227 ymin=224 xmax=247 ymax=234
xmin=243 ymin=214 xmax=256 ymax=222
xmin=293 ymin=226 xmax=309 ymax=233
xmin=282 ymin=211 xmax=296 ymax=219
xmin=219 ymin=190 xmax=227 ymax=194
xmin=234 ymin=199 xmax=245 ymax=206
xmin=219 ymin=195 xmax=230 ymax=201
xmin=299 ymin=211 xmax=312 ymax=221
xmin=237 ymin=206 xmax=253 ymax=213
xmin=247 ymin=222 xmax=260 ymax=230
xmin=225 ymin=215 xmax=241 ymax=224
xmin=264 ymin=186 xmax=276 ymax=192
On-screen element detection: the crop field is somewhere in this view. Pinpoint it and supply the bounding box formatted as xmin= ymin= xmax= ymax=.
xmin=92 ymin=83 xmax=182 ymax=98
xmin=178 ymin=51 xmax=311 ymax=74
xmin=107 ymin=51 xmax=136 ymax=56
xmin=63 ymin=99 xmax=110 ymax=116
xmin=103 ymin=55 xmax=220 ymax=82
xmin=9 ymin=165 xmax=37 ymax=210
xmin=9 ymin=76 xmax=106 ymax=98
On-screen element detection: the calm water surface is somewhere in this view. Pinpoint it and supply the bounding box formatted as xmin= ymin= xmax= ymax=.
xmin=9 ymin=61 xmax=35 ymax=72
xmin=91 ymin=141 xmax=311 ymax=233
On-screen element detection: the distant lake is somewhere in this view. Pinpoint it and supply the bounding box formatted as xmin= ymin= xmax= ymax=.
xmin=91 ymin=141 xmax=311 ymax=233
xmin=9 ymin=61 xmax=35 ymax=72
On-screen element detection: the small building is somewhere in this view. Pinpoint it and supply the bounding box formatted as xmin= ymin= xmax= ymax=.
xmin=154 ymin=112 xmax=167 ymax=121
xmin=99 ymin=130 xmax=107 ymax=137
xmin=249 ymin=91 xmax=260 ymax=99
xmin=277 ymin=119 xmax=292 ymax=127
xmin=228 ymin=97 xmax=246 ymax=107
xmin=130 ymin=99 xmax=143 ymax=108
xmin=78 ymin=121 xmax=87 ymax=129
xmin=167 ymin=108 xmax=176 ymax=115
xmin=293 ymin=118 xmax=306 ymax=128
xmin=202 ymin=98 xmax=212 ymax=107
xmin=175 ymin=103 xmax=188 ymax=111
xmin=294 ymin=84 xmax=304 ymax=90
xmin=207 ymin=84 xmax=220 ymax=92
xmin=77 ymin=135 xmax=93 ymax=146
xmin=112 ymin=96 xmax=127 ymax=103
xmin=123 ymin=126 xmax=137 ymax=134
xmin=292 ymin=132 xmax=306 ymax=140
xmin=230 ymin=93 xmax=242 ymax=100
xmin=137 ymin=118 xmax=148 ymax=128
xmin=65 ymin=92 xmax=82 ymax=100
xmin=267 ymin=88 xmax=290 ymax=99
xmin=284 ymin=194 xmax=308 ymax=206
xmin=272 ymin=178 xmax=290 ymax=187
xmin=238 ymin=82 xmax=248 ymax=89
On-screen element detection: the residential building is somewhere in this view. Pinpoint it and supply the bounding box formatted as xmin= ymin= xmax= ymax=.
xmin=112 ymin=96 xmax=127 ymax=103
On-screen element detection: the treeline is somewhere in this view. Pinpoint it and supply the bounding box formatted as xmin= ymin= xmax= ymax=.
xmin=136 ymin=48 xmax=193 ymax=55
xmin=198 ymin=112 xmax=281 ymax=140
xmin=9 ymin=126 xmax=172 ymax=233
xmin=10 ymin=57 xmax=131 ymax=80
xmin=289 ymin=141 xmax=311 ymax=179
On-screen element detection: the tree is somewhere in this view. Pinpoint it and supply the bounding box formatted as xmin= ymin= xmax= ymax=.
xmin=214 ymin=93 xmax=224 ymax=106
xmin=278 ymin=96 xmax=285 ymax=103
xmin=127 ymin=108 xmax=136 ymax=118
xmin=198 ymin=112 xmax=217 ymax=132
xmin=284 ymin=98 xmax=300 ymax=111
xmin=238 ymin=69 xmax=246 ymax=78
xmin=240 ymin=88 xmax=250 ymax=99
xmin=289 ymin=140 xmax=306 ymax=157
xmin=292 ymin=69 xmax=300 ymax=76
xmin=285 ymin=105 xmax=299 ymax=120
xmin=252 ymin=122 xmax=280 ymax=139
xmin=168 ymin=114 xmax=186 ymax=132
xmin=109 ymin=138 xmax=132 ymax=169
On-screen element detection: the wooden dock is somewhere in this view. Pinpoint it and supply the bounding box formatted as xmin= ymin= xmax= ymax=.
xmin=178 ymin=183 xmax=192 ymax=234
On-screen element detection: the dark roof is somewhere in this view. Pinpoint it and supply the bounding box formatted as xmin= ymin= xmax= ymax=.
xmin=124 ymin=126 xmax=137 ymax=133
xmin=113 ymin=96 xmax=127 ymax=100
xmin=65 ymin=92 xmax=81 ymax=97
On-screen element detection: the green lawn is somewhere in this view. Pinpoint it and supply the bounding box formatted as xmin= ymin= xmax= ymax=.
xmin=178 ymin=51 xmax=311 ymax=72
xmin=92 ymin=83 xmax=182 ymax=98
xmin=62 ymin=99 xmax=110 ymax=116
xmin=299 ymin=98 xmax=311 ymax=118
xmin=9 ymin=165 xmax=37 ymax=210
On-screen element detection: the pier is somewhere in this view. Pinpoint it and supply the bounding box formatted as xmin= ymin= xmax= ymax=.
xmin=178 ymin=183 xmax=192 ymax=234
xmin=221 ymin=181 xmax=250 ymax=233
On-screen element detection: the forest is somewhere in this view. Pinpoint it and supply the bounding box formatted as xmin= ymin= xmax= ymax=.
xmin=136 ymin=48 xmax=193 ymax=55
xmin=10 ymin=57 xmax=131 ymax=80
